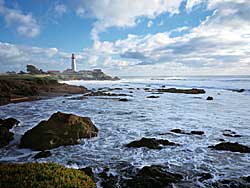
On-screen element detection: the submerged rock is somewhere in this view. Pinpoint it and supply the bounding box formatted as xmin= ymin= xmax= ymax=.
xmin=212 ymin=176 xmax=250 ymax=188
xmin=206 ymin=96 xmax=214 ymax=100
xmin=33 ymin=150 xmax=52 ymax=159
xmin=146 ymin=95 xmax=160 ymax=98
xmin=232 ymin=89 xmax=245 ymax=93
xmin=208 ymin=142 xmax=250 ymax=153
xmin=223 ymin=130 xmax=241 ymax=137
xmin=190 ymin=131 xmax=205 ymax=135
xmin=20 ymin=112 xmax=98 ymax=150
xmin=126 ymin=137 xmax=178 ymax=149
xmin=124 ymin=165 xmax=183 ymax=188
xmin=0 ymin=117 xmax=20 ymax=129
xmin=84 ymin=91 xmax=132 ymax=97
xmin=170 ymin=129 xmax=204 ymax=136
xmin=119 ymin=98 xmax=129 ymax=102
xmin=157 ymin=88 xmax=206 ymax=94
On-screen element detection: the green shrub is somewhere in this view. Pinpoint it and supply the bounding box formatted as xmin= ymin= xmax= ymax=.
xmin=0 ymin=162 xmax=95 ymax=188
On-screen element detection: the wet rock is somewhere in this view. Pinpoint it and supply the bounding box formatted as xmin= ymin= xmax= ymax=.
xmin=0 ymin=126 xmax=14 ymax=148
xmin=80 ymin=167 xmax=95 ymax=180
xmin=119 ymin=98 xmax=129 ymax=102
xmin=223 ymin=130 xmax=241 ymax=137
xmin=124 ymin=165 xmax=183 ymax=188
xmin=232 ymin=89 xmax=245 ymax=93
xmin=191 ymin=131 xmax=204 ymax=135
xmin=208 ymin=142 xmax=250 ymax=153
xmin=126 ymin=137 xmax=178 ymax=149
xmin=69 ymin=96 xmax=88 ymax=100
xmin=170 ymin=128 xmax=185 ymax=134
xmin=146 ymin=95 xmax=160 ymax=98
xmin=99 ymin=168 xmax=118 ymax=188
xmin=198 ymin=173 xmax=213 ymax=182
xmin=170 ymin=129 xmax=204 ymax=136
xmin=157 ymin=88 xmax=206 ymax=94
xmin=84 ymin=91 xmax=132 ymax=97
xmin=206 ymin=96 xmax=213 ymax=100
xmin=33 ymin=150 xmax=52 ymax=159
xmin=20 ymin=112 xmax=99 ymax=150
xmin=212 ymin=176 xmax=250 ymax=188
xmin=0 ymin=117 xmax=20 ymax=129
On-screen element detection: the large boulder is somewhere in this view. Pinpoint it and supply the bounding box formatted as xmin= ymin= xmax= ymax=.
xmin=20 ymin=112 xmax=98 ymax=150
xmin=126 ymin=137 xmax=179 ymax=149
xmin=157 ymin=88 xmax=205 ymax=94
xmin=209 ymin=142 xmax=250 ymax=153
xmin=124 ymin=165 xmax=183 ymax=188
xmin=0 ymin=117 xmax=19 ymax=148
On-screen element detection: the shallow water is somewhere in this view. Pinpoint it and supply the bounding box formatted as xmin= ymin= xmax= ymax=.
xmin=0 ymin=76 xmax=250 ymax=187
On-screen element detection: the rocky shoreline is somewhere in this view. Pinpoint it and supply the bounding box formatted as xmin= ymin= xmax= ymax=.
xmin=0 ymin=82 xmax=249 ymax=187
xmin=0 ymin=75 xmax=88 ymax=106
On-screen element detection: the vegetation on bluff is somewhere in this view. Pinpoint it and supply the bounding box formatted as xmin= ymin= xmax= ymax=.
xmin=0 ymin=162 xmax=95 ymax=188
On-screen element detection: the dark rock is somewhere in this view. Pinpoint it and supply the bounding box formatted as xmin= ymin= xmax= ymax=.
xmin=191 ymin=131 xmax=204 ymax=135
xmin=69 ymin=96 xmax=88 ymax=100
xmin=157 ymin=88 xmax=205 ymax=94
xmin=124 ymin=165 xmax=183 ymax=188
xmin=20 ymin=112 xmax=99 ymax=150
xmin=0 ymin=126 xmax=14 ymax=148
xmin=0 ymin=117 xmax=20 ymax=129
xmin=119 ymin=98 xmax=129 ymax=102
xmin=208 ymin=142 xmax=250 ymax=153
xmin=219 ymin=139 xmax=225 ymax=142
xmin=84 ymin=91 xmax=132 ymax=97
xmin=198 ymin=173 xmax=213 ymax=182
xmin=80 ymin=167 xmax=95 ymax=180
xmin=170 ymin=129 xmax=185 ymax=134
xmin=99 ymin=169 xmax=118 ymax=188
xmin=146 ymin=95 xmax=160 ymax=98
xmin=33 ymin=150 xmax=52 ymax=159
xmin=206 ymin=96 xmax=213 ymax=100
xmin=232 ymin=89 xmax=245 ymax=93
xmin=126 ymin=137 xmax=178 ymax=149
xmin=223 ymin=130 xmax=241 ymax=137
xmin=213 ymin=176 xmax=250 ymax=188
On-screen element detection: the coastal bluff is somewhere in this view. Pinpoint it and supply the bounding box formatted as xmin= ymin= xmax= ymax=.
xmin=0 ymin=75 xmax=88 ymax=106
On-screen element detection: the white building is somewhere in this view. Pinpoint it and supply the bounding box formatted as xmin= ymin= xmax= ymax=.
xmin=71 ymin=53 xmax=76 ymax=72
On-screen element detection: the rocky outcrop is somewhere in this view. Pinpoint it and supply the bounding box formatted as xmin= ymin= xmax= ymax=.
xmin=212 ymin=176 xmax=250 ymax=188
xmin=157 ymin=88 xmax=206 ymax=94
xmin=170 ymin=129 xmax=204 ymax=135
xmin=206 ymin=96 xmax=213 ymax=100
xmin=20 ymin=112 xmax=98 ymax=150
xmin=124 ymin=165 xmax=183 ymax=188
xmin=146 ymin=95 xmax=160 ymax=98
xmin=0 ymin=76 xmax=88 ymax=106
xmin=84 ymin=91 xmax=132 ymax=97
xmin=0 ymin=117 xmax=19 ymax=148
xmin=33 ymin=150 xmax=52 ymax=159
xmin=223 ymin=130 xmax=241 ymax=137
xmin=232 ymin=89 xmax=245 ymax=93
xmin=209 ymin=142 xmax=250 ymax=153
xmin=126 ymin=137 xmax=179 ymax=149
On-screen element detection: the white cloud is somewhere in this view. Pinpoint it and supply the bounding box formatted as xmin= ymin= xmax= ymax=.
xmin=147 ymin=20 xmax=153 ymax=28
xmin=186 ymin=0 xmax=204 ymax=11
xmin=77 ymin=0 xmax=183 ymax=41
xmin=54 ymin=3 xmax=67 ymax=17
xmin=0 ymin=0 xmax=40 ymax=37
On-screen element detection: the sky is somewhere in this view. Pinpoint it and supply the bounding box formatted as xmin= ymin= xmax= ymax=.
xmin=0 ymin=0 xmax=249 ymax=76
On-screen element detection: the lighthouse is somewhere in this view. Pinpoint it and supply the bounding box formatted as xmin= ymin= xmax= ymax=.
xmin=71 ymin=53 xmax=76 ymax=72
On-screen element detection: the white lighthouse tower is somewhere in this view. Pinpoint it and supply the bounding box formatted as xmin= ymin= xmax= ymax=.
xmin=71 ymin=53 xmax=76 ymax=72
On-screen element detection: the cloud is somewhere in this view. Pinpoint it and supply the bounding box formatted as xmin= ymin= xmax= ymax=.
xmin=147 ymin=20 xmax=153 ymax=28
xmin=76 ymin=0 xmax=183 ymax=41
xmin=54 ymin=3 xmax=67 ymax=17
xmin=81 ymin=0 xmax=250 ymax=75
xmin=0 ymin=0 xmax=40 ymax=37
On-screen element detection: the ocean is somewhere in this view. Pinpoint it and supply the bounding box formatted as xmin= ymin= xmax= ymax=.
xmin=0 ymin=76 xmax=250 ymax=187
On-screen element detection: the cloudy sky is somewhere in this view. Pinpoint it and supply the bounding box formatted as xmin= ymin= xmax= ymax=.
xmin=0 ymin=0 xmax=249 ymax=76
